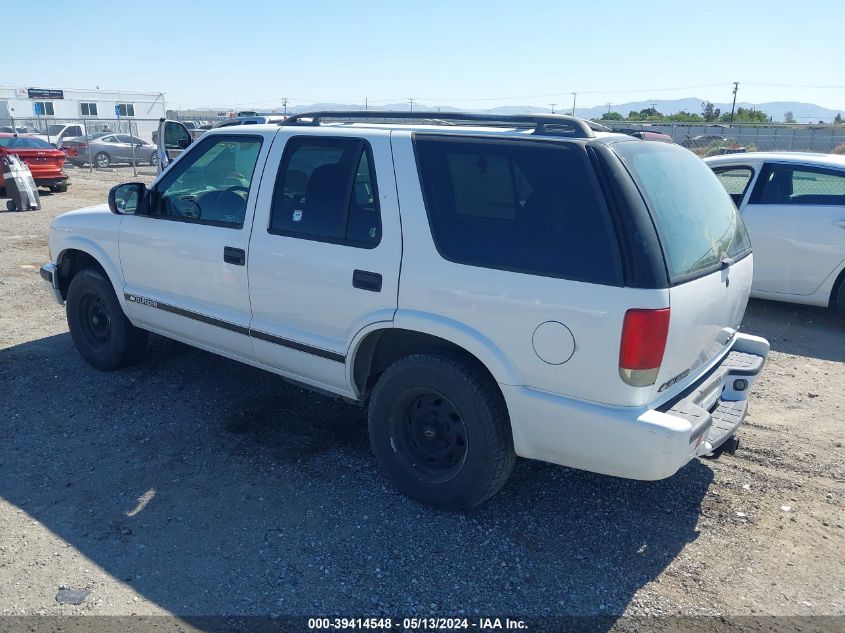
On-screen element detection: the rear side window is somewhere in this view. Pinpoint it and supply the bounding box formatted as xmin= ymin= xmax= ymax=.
xmin=414 ymin=136 xmax=622 ymax=285
xmin=750 ymin=164 xmax=845 ymax=206
xmin=269 ymin=136 xmax=381 ymax=248
xmin=712 ymin=166 xmax=754 ymax=206
xmin=614 ymin=142 xmax=751 ymax=284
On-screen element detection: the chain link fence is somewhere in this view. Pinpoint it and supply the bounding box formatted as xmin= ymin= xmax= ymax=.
xmin=3 ymin=116 xmax=844 ymax=177
xmin=596 ymin=121 xmax=845 ymax=155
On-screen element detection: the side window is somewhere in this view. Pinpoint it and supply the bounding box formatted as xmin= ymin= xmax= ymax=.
xmin=414 ymin=136 xmax=621 ymax=284
xmin=269 ymin=137 xmax=381 ymax=248
xmin=751 ymin=164 xmax=845 ymax=206
xmin=149 ymin=135 xmax=263 ymax=228
xmin=713 ymin=166 xmax=754 ymax=206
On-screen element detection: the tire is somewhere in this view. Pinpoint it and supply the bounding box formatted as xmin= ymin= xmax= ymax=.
xmin=836 ymin=278 xmax=845 ymax=320
xmin=66 ymin=269 xmax=147 ymax=370
xmin=94 ymin=152 xmax=110 ymax=169
xmin=6 ymin=200 xmax=15 ymax=212
xmin=368 ymin=352 xmax=515 ymax=510
xmin=56 ymin=184 xmax=69 ymax=193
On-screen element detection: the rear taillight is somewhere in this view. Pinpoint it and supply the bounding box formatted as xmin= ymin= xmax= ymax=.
xmin=619 ymin=308 xmax=670 ymax=387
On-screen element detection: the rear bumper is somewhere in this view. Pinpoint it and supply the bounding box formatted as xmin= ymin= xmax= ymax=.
xmin=33 ymin=175 xmax=69 ymax=187
xmin=503 ymin=332 xmax=769 ymax=480
xmin=40 ymin=263 xmax=64 ymax=305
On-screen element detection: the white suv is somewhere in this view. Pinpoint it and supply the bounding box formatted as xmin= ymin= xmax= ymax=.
xmin=40 ymin=112 xmax=769 ymax=509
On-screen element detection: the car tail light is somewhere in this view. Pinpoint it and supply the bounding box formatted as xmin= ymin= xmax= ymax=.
xmin=619 ymin=308 xmax=670 ymax=387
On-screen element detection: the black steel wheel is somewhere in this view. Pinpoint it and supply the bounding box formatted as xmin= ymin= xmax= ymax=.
xmin=368 ymin=352 xmax=515 ymax=510
xmin=66 ymin=268 xmax=147 ymax=370
xmin=389 ymin=388 xmax=468 ymax=484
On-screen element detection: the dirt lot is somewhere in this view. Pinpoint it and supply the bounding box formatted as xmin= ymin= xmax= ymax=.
xmin=1 ymin=167 xmax=844 ymax=626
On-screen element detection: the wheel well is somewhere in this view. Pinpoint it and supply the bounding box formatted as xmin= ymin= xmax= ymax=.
xmin=56 ymin=249 xmax=108 ymax=299
xmin=353 ymin=329 xmax=501 ymax=401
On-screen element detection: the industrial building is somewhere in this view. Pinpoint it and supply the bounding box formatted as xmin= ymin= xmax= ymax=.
xmin=0 ymin=85 xmax=166 ymax=126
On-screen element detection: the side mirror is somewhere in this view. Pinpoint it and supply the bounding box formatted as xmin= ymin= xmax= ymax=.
xmin=108 ymin=182 xmax=146 ymax=215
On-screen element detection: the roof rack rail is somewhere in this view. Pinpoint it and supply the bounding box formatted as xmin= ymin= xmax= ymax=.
xmin=279 ymin=110 xmax=606 ymax=139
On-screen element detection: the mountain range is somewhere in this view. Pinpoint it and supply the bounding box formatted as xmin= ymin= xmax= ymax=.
xmin=271 ymin=98 xmax=844 ymax=123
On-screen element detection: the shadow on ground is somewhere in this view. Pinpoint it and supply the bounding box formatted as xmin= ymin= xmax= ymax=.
xmin=743 ymin=298 xmax=845 ymax=363
xmin=1 ymin=330 xmax=715 ymax=623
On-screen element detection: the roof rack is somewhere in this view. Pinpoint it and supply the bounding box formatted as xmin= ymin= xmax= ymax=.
xmin=279 ymin=111 xmax=607 ymax=139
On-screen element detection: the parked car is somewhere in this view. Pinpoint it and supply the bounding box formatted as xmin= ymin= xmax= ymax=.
xmin=214 ymin=115 xmax=286 ymax=127
xmin=681 ymin=134 xmax=728 ymax=149
xmin=41 ymin=112 xmax=768 ymax=509
xmin=61 ymin=133 xmax=157 ymax=168
xmin=620 ymin=129 xmax=674 ymax=143
xmin=0 ymin=134 xmax=69 ymax=193
xmin=151 ymin=121 xmax=206 ymax=144
xmin=31 ymin=123 xmax=87 ymax=147
xmin=706 ymin=152 xmax=845 ymax=317
xmin=0 ymin=125 xmax=38 ymax=134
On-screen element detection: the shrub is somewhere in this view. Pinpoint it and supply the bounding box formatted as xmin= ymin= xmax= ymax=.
xmin=832 ymin=143 xmax=845 ymax=155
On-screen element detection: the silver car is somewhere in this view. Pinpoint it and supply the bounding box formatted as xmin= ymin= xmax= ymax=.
xmin=62 ymin=133 xmax=157 ymax=168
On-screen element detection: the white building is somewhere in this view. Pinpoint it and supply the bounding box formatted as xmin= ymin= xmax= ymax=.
xmin=0 ymin=85 xmax=166 ymax=125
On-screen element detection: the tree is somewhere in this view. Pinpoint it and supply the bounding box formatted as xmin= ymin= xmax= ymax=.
xmin=835 ymin=113 xmax=843 ymax=125
xmin=784 ymin=111 xmax=795 ymax=123
xmin=719 ymin=107 xmax=769 ymax=123
xmin=601 ymin=111 xmax=624 ymax=121
xmin=701 ymin=101 xmax=721 ymax=122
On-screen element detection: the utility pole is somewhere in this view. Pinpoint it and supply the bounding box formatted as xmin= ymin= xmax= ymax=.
xmin=549 ymin=103 xmax=557 ymax=114
xmin=408 ymin=98 xmax=415 ymax=112
xmin=571 ymin=92 xmax=577 ymax=116
xmin=365 ymin=97 xmax=368 ymax=111
xmin=729 ymin=82 xmax=739 ymax=122
xmin=281 ymin=98 xmax=288 ymax=114
xmin=607 ymin=102 xmax=612 ymax=114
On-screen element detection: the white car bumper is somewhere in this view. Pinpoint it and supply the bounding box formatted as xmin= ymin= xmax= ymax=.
xmin=503 ymin=332 xmax=770 ymax=480
xmin=39 ymin=263 xmax=64 ymax=305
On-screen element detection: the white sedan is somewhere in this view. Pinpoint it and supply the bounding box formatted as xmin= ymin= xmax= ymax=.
xmin=705 ymin=152 xmax=845 ymax=318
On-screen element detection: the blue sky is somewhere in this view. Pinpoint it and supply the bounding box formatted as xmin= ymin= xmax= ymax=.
xmin=7 ymin=0 xmax=845 ymax=111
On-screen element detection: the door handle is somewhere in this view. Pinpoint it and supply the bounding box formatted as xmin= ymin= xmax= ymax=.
xmin=352 ymin=269 xmax=382 ymax=292
xmin=223 ymin=246 xmax=245 ymax=266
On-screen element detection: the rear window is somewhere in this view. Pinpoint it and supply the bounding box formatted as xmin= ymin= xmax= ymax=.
xmin=0 ymin=136 xmax=55 ymax=149
xmin=614 ymin=142 xmax=751 ymax=284
xmin=414 ymin=136 xmax=622 ymax=285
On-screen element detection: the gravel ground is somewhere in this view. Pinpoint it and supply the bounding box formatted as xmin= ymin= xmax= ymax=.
xmin=1 ymin=169 xmax=844 ymax=626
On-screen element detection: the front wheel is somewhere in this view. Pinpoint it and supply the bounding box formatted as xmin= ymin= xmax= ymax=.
xmin=94 ymin=152 xmax=110 ymax=169
xmin=368 ymin=352 xmax=515 ymax=510
xmin=66 ymin=269 xmax=148 ymax=370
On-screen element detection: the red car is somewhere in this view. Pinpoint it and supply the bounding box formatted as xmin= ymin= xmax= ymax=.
xmin=0 ymin=134 xmax=70 ymax=193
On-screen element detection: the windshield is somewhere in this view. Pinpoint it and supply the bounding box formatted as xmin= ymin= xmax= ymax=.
xmin=613 ymin=141 xmax=751 ymax=283
xmin=0 ymin=136 xmax=56 ymax=149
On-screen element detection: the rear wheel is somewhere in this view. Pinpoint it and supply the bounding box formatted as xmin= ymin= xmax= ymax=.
xmin=94 ymin=152 xmax=110 ymax=169
xmin=66 ymin=269 xmax=147 ymax=370
xmin=368 ymin=352 xmax=515 ymax=510
xmin=836 ymin=278 xmax=845 ymax=319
